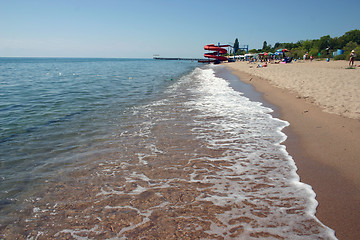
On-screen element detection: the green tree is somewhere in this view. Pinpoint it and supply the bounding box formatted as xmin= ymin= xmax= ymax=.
xmin=274 ymin=42 xmax=281 ymax=50
xmin=309 ymin=48 xmax=319 ymax=58
xmin=329 ymin=37 xmax=340 ymax=50
xmin=320 ymin=49 xmax=330 ymax=58
xmin=341 ymin=29 xmax=360 ymax=45
xmin=261 ymin=41 xmax=272 ymax=52
xmin=319 ymin=35 xmax=331 ymax=51
xmin=236 ymin=49 xmax=246 ymax=55
xmin=249 ymin=49 xmax=259 ymax=53
xmin=255 ymin=29 xmax=360 ymax=60
xmin=234 ymin=38 xmax=239 ymax=55
xmin=336 ymin=29 xmax=360 ymax=49
xmin=262 ymin=41 xmax=267 ymax=50
xmin=302 ymin=40 xmax=313 ymax=51
xmin=344 ymin=41 xmax=358 ymax=52
xmin=292 ymin=47 xmax=306 ymax=59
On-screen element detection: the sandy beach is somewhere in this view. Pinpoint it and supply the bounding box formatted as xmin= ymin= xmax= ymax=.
xmin=226 ymin=60 xmax=360 ymax=239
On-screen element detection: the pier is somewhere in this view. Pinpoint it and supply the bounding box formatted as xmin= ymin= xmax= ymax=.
xmin=153 ymin=57 xmax=207 ymax=61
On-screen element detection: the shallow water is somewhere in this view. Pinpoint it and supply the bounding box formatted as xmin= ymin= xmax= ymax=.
xmin=0 ymin=58 xmax=336 ymax=239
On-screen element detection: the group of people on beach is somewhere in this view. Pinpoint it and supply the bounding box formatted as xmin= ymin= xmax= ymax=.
xmin=303 ymin=53 xmax=314 ymax=61
xmin=244 ymin=49 xmax=357 ymax=67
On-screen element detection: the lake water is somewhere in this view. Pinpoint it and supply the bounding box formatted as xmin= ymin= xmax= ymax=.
xmin=0 ymin=58 xmax=335 ymax=239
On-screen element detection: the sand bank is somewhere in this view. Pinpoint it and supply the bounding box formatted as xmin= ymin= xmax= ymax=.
xmin=228 ymin=60 xmax=360 ymax=119
xmin=226 ymin=60 xmax=360 ymax=240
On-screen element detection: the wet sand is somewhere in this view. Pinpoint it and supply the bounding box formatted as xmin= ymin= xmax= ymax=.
xmin=226 ymin=61 xmax=360 ymax=240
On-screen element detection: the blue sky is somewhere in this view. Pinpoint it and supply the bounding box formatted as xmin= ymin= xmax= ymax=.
xmin=1 ymin=0 xmax=359 ymax=58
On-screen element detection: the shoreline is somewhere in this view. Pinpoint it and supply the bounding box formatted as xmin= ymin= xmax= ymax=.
xmin=225 ymin=61 xmax=360 ymax=240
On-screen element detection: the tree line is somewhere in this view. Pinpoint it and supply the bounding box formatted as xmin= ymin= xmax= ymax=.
xmin=233 ymin=29 xmax=360 ymax=60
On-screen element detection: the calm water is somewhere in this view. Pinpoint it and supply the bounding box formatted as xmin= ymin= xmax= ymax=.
xmin=0 ymin=58 xmax=336 ymax=239
xmin=0 ymin=58 xmax=197 ymax=213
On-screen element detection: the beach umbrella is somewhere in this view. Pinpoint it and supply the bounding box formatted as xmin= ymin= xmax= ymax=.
xmin=264 ymin=52 xmax=274 ymax=56
xmin=276 ymin=48 xmax=289 ymax=52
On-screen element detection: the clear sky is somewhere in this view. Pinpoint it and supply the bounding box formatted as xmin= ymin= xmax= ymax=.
xmin=1 ymin=0 xmax=359 ymax=58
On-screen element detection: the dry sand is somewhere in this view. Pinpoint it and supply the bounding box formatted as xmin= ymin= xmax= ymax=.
xmin=228 ymin=60 xmax=360 ymax=119
xmin=226 ymin=60 xmax=360 ymax=240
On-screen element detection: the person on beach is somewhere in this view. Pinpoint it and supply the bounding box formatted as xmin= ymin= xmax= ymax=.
xmin=303 ymin=52 xmax=308 ymax=61
xmin=349 ymin=50 xmax=356 ymax=66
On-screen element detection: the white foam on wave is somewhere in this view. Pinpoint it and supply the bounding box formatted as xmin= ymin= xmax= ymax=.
xmin=181 ymin=66 xmax=336 ymax=239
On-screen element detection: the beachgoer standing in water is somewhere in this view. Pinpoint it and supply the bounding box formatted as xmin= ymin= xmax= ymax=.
xmin=349 ymin=50 xmax=356 ymax=66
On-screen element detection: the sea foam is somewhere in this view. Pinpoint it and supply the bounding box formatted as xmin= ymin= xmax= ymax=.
xmin=179 ymin=65 xmax=336 ymax=239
